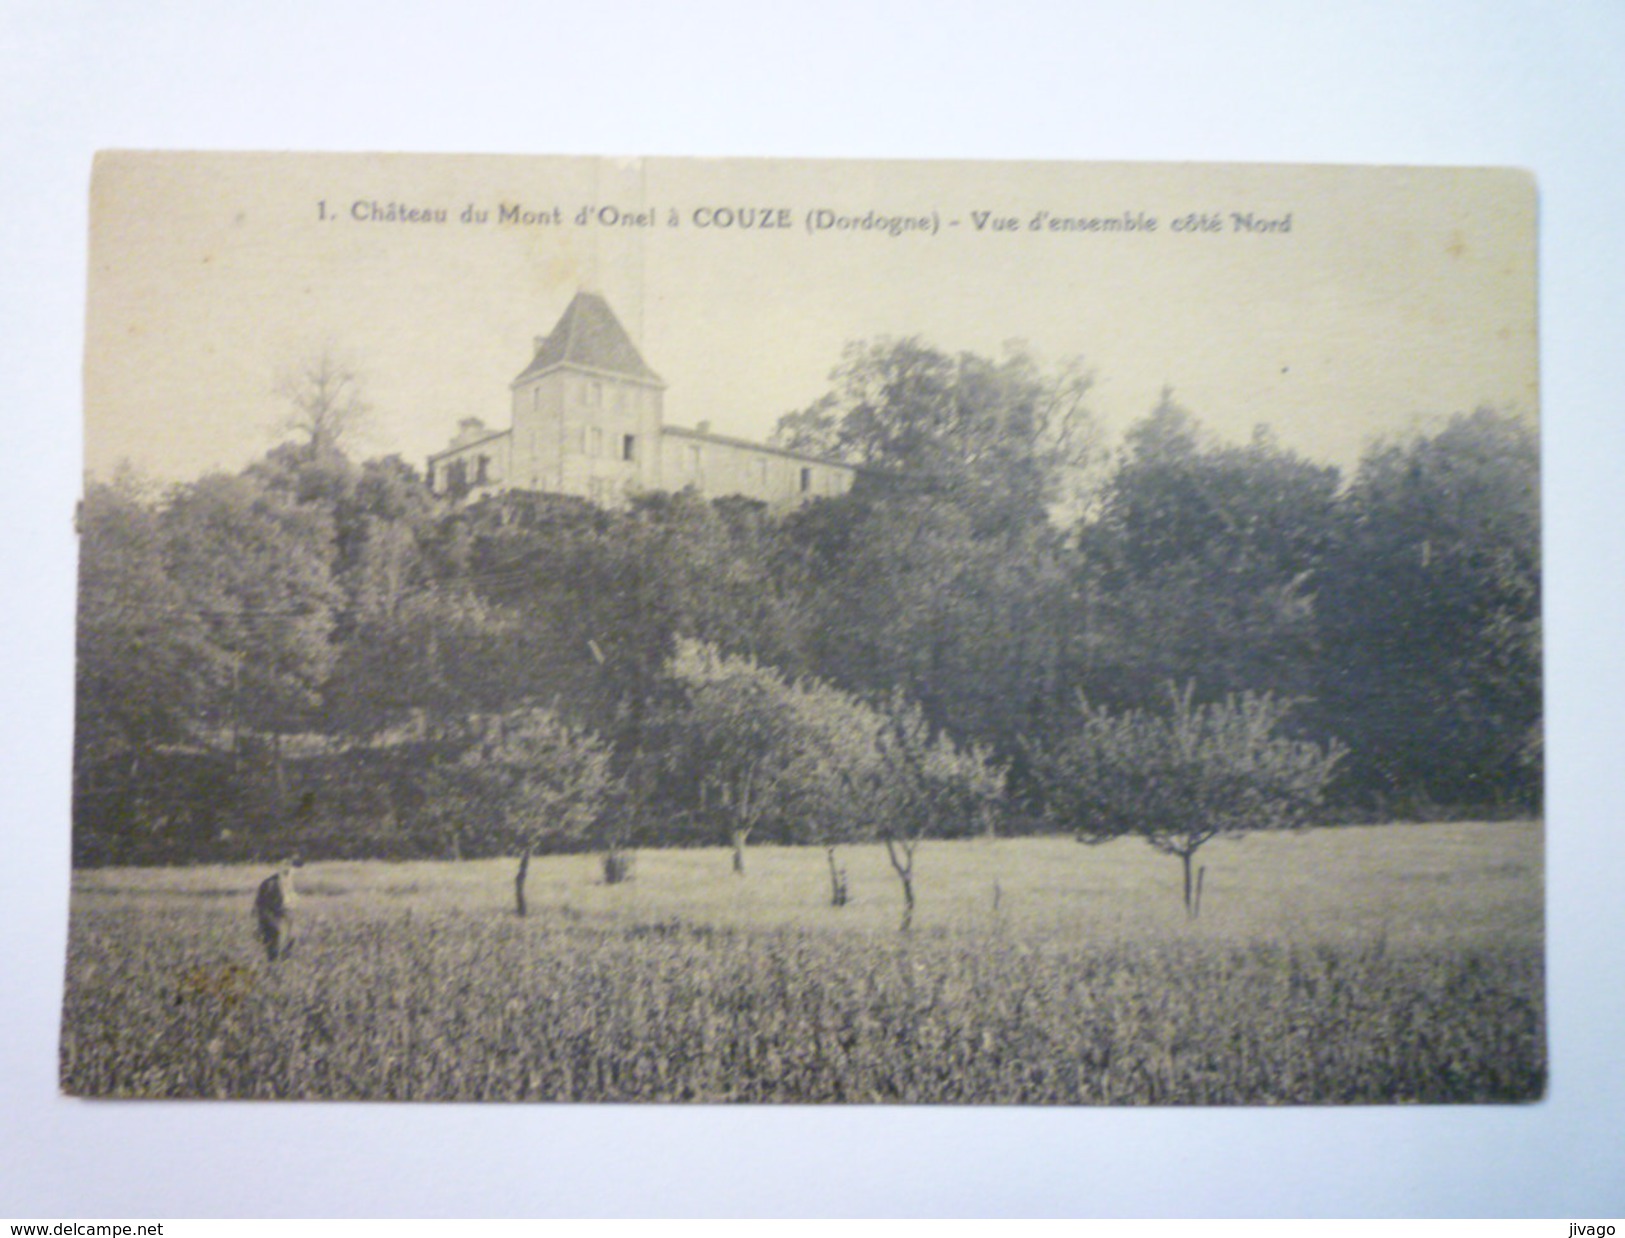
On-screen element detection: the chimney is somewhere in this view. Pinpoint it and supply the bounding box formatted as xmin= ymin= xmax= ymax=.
xmin=696 ymin=420 xmax=711 ymax=435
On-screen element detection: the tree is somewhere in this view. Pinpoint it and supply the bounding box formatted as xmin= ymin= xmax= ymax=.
xmin=1028 ymin=684 xmax=1344 ymax=916
xmin=780 ymin=487 xmax=1077 ymax=764
xmin=425 ymin=707 xmax=617 ymax=915
xmin=659 ymin=641 xmax=1003 ymax=916
xmin=74 ymin=471 xmax=224 ymax=857
xmin=656 ymin=639 xmax=905 ymax=877
xmin=1075 ymin=394 xmax=1341 ymax=712
xmin=461 ymin=495 xmax=681 ymax=738
xmin=248 ymin=438 xmax=357 ymax=512
xmin=323 ymin=587 xmax=526 ymax=743
xmin=630 ymin=490 xmax=814 ymax=675
xmin=774 ymin=338 xmax=1098 ymax=531
xmin=1315 ymin=409 xmax=1540 ymax=811
xmin=659 ymin=640 xmax=835 ymax=874
xmin=273 ymin=349 xmax=371 ymax=461
xmin=316 ymin=457 xmax=522 ymax=744
xmin=847 ymin=694 xmax=1006 ymax=931
xmin=767 ymin=674 xmax=890 ymax=906
xmin=771 ymin=339 xmax=1098 ymax=764
xmin=75 ymin=472 xmax=219 ymax=765
xmin=160 ymin=471 xmax=342 ymax=797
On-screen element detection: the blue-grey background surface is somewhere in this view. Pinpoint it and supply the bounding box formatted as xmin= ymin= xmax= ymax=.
xmin=2 ymin=0 xmax=1621 ymax=1217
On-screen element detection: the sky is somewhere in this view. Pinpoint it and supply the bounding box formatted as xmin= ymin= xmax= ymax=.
xmin=84 ymin=153 xmax=1537 ymax=484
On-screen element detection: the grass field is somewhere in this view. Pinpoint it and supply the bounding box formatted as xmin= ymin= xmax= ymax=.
xmin=59 ymin=821 xmax=1545 ymax=1103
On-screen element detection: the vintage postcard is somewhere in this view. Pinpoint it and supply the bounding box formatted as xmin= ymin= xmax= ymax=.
xmin=65 ymin=153 xmax=1541 ymax=1103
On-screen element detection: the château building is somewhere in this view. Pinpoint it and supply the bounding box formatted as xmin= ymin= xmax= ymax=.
xmin=427 ymin=291 xmax=859 ymax=507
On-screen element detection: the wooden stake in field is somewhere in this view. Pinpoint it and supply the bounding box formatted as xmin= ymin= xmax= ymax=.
xmin=825 ymin=845 xmax=849 ymax=907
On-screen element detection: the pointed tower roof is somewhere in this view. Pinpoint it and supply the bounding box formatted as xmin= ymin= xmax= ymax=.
xmin=513 ymin=291 xmax=664 ymax=387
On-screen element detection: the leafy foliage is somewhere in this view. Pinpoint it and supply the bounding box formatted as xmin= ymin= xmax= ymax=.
xmin=781 ymin=492 xmax=1076 ymax=759
xmin=774 ymin=338 xmax=1098 ymax=530
xmin=1315 ymin=409 xmax=1541 ymax=811
xmin=1029 ymin=684 xmax=1345 ymax=912
xmin=161 ymin=470 xmax=342 ymax=739
xmin=423 ymin=707 xmax=616 ymax=861
xmin=75 ymin=473 xmax=219 ymax=764
xmin=657 ymin=640 xmax=882 ymax=867
xmin=844 ymin=694 xmax=1007 ymax=928
xmin=1076 ymin=394 xmax=1340 ymax=709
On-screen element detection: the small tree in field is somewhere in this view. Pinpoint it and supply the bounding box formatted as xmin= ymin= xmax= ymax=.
xmin=661 ymin=639 xmax=880 ymax=878
xmin=660 ymin=641 xmax=807 ymax=875
xmin=428 ymin=707 xmax=617 ymax=915
xmin=786 ymin=691 xmax=884 ymax=907
xmin=850 ymin=695 xmax=1006 ymax=931
xmin=1029 ymin=684 xmax=1344 ymax=917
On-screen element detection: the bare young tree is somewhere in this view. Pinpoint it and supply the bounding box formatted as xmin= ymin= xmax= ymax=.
xmin=273 ymin=349 xmax=371 ymax=459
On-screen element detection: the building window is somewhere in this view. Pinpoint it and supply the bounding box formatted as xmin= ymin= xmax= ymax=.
xmin=532 ymin=386 xmax=540 ymax=411
xmin=585 ymin=380 xmax=602 ymax=406
xmin=589 ymin=427 xmax=603 ymax=458
xmin=689 ymin=445 xmax=703 ymax=476
xmin=475 ymin=455 xmax=489 ymax=485
xmin=622 ymin=434 xmax=637 ymax=462
xmin=800 ymin=466 xmax=812 ymax=493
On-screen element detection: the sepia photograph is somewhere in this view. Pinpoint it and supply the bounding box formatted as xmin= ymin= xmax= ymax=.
xmin=63 ymin=152 xmax=1541 ymax=1104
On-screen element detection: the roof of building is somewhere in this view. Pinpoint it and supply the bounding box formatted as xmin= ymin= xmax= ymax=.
xmin=661 ymin=424 xmax=866 ymax=471
xmin=426 ymin=426 xmax=511 ymax=463
xmin=513 ymin=290 xmax=665 ymax=387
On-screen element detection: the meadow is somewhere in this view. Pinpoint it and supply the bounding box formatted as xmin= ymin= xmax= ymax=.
xmin=59 ymin=821 xmax=1545 ymax=1103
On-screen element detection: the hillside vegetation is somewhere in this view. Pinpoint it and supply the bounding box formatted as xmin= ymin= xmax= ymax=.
xmin=75 ymin=344 xmax=1540 ymax=868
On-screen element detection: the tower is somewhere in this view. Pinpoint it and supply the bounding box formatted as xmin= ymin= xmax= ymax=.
xmin=508 ymin=291 xmax=666 ymax=503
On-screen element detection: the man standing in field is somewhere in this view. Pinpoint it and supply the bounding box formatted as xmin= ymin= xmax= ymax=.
xmin=254 ymin=856 xmax=301 ymax=961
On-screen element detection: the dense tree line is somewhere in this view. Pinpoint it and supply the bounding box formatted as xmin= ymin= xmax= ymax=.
xmin=73 ymin=340 xmax=1540 ymax=876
